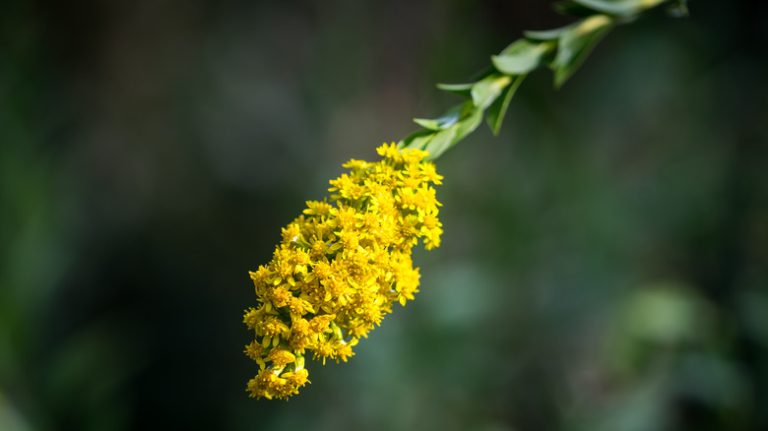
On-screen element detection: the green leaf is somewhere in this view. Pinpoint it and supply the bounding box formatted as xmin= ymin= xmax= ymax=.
xmin=400 ymin=129 xmax=435 ymax=151
xmin=524 ymin=27 xmax=569 ymax=41
xmin=436 ymin=82 xmax=475 ymax=97
xmin=412 ymin=104 xmax=464 ymax=130
xmin=423 ymin=127 xmax=458 ymax=160
xmin=412 ymin=118 xmax=441 ymax=130
xmin=470 ymin=74 xmax=512 ymax=110
xmin=485 ymin=74 xmax=526 ymax=135
xmin=452 ymin=104 xmax=484 ymax=144
xmin=423 ymin=102 xmax=484 ymax=160
xmin=571 ymin=0 xmax=665 ymax=16
xmin=436 ymin=67 xmax=496 ymax=97
xmin=552 ymin=14 xmax=614 ymax=87
xmin=403 ymin=102 xmax=482 ymax=157
xmin=492 ymin=40 xmax=554 ymax=75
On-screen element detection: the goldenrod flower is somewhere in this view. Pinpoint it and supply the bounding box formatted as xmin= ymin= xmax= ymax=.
xmin=243 ymin=143 xmax=443 ymax=399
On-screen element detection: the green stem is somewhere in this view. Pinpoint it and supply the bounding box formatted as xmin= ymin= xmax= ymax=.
xmin=399 ymin=0 xmax=687 ymax=160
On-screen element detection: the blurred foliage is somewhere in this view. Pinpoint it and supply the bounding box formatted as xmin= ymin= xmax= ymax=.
xmin=1 ymin=0 xmax=767 ymax=430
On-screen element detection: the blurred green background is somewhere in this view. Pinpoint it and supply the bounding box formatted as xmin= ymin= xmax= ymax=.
xmin=1 ymin=1 xmax=767 ymax=430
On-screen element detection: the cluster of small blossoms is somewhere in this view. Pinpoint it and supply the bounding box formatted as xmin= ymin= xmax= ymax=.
xmin=243 ymin=143 xmax=443 ymax=399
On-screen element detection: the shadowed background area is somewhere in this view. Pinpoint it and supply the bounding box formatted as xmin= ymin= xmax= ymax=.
xmin=1 ymin=1 xmax=767 ymax=430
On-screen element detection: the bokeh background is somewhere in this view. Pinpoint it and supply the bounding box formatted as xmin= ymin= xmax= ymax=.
xmin=2 ymin=1 xmax=767 ymax=430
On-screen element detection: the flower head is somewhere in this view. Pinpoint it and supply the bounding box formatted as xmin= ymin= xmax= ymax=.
xmin=244 ymin=143 xmax=442 ymax=399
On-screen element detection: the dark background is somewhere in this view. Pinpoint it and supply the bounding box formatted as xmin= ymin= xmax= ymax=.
xmin=1 ymin=1 xmax=767 ymax=430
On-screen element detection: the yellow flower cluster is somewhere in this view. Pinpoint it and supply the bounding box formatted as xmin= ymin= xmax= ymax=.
xmin=243 ymin=143 xmax=443 ymax=399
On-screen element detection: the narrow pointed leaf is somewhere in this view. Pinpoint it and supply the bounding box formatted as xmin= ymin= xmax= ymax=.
xmin=452 ymin=105 xmax=484 ymax=144
xmin=485 ymin=74 xmax=526 ymax=135
xmin=436 ymin=82 xmax=475 ymax=97
xmin=423 ymin=127 xmax=458 ymax=160
xmin=413 ymin=118 xmax=441 ymax=130
xmin=572 ymin=0 xmax=665 ymax=16
xmin=471 ymin=74 xmax=512 ymax=110
xmin=492 ymin=40 xmax=554 ymax=75
xmin=525 ymin=27 xmax=569 ymax=41
xmin=412 ymin=103 xmax=465 ymax=131
xmin=400 ymin=129 xmax=435 ymax=151
xmin=424 ymin=103 xmax=483 ymax=160
xmin=553 ymin=14 xmax=614 ymax=87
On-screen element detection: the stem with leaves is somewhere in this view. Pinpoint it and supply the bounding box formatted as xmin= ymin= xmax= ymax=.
xmin=399 ymin=0 xmax=688 ymax=160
